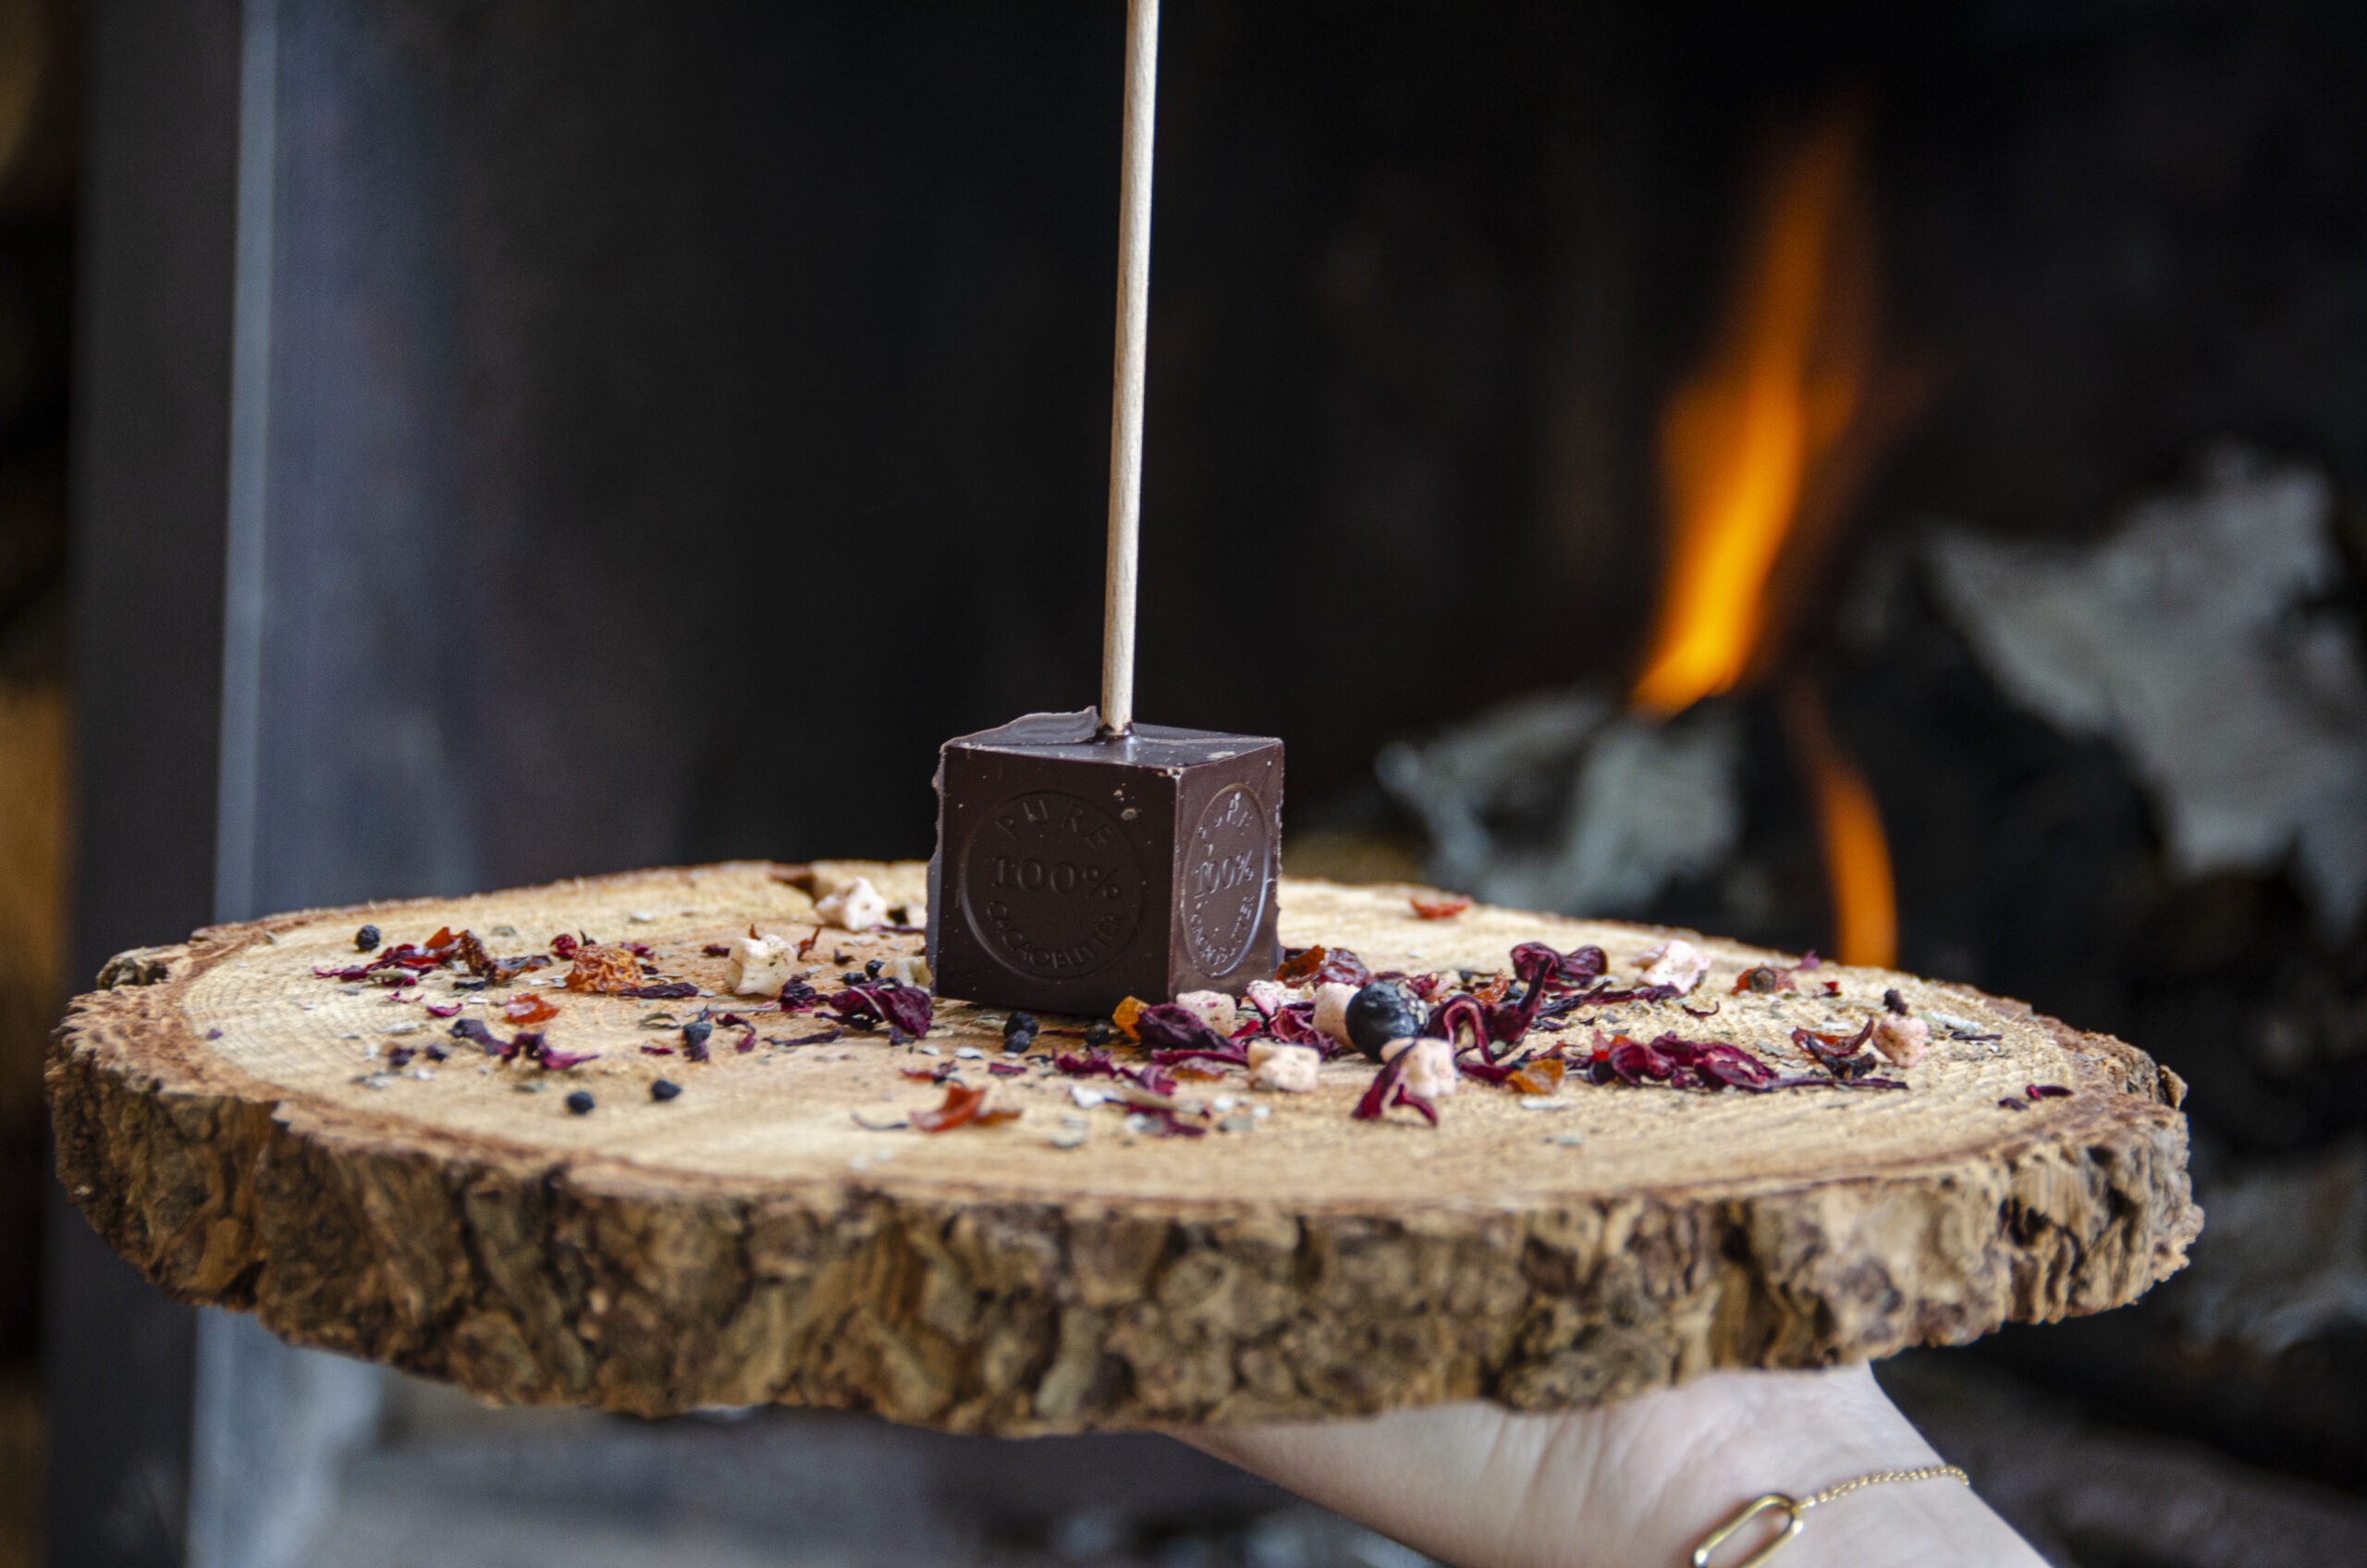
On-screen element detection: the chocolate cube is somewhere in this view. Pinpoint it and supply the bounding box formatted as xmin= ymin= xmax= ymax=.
xmin=927 ymin=709 xmax=1283 ymax=1016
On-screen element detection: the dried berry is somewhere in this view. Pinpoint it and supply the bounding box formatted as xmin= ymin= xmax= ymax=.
xmin=650 ymin=1079 xmax=681 ymax=1102
xmin=355 ymin=924 xmax=381 ymax=952
xmin=565 ymin=1090 xmax=595 ymax=1116
xmin=1345 ymin=982 xmax=1423 ymax=1061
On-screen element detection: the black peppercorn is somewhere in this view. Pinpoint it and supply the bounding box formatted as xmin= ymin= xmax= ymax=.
xmin=1345 ymin=982 xmax=1424 ymax=1061
xmin=1002 ymin=1011 xmax=1039 ymax=1053
xmin=681 ymin=1018 xmax=714 ymax=1059
xmin=650 ymin=1079 xmax=681 ymax=1102
xmin=1085 ymin=1019 xmax=1113 ymax=1048
xmin=842 ymin=972 xmax=865 ymax=987
xmin=565 ymin=1090 xmax=595 ymax=1115
xmin=355 ymin=924 xmax=381 ymax=952
xmin=865 ymin=959 xmax=885 ymax=979
xmin=887 ymin=905 xmax=910 ymax=925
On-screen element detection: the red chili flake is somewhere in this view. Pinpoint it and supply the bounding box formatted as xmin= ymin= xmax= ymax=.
xmin=795 ymin=925 xmax=825 ymax=960
xmin=703 ymin=943 xmax=732 ymax=958
xmin=1822 ymin=981 xmax=1841 ymax=996
xmin=503 ymin=995 xmax=559 ymax=1024
xmin=1410 ymin=894 xmax=1472 ymax=921
xmin=912 ymin=1084 xmax=989 ymax=1132
xmin=2026 ymin=1084 xmax=2073 ymax=1099
xmin=622 ymin=980 xmax=699 ymax=999
xmin=424 ymin=1002 xmax=462 ymax=1018
xmin=1276 ymin=945 xmax=1373 ymax=987
xmin=550 ymin=933 xmax=581 ymax=960
xmin=564 ymin=944 xmax=644 ymax=993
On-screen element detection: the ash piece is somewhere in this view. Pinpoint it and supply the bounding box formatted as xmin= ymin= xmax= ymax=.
xmin=927 ymin=707 xmax=1282 ymax=1017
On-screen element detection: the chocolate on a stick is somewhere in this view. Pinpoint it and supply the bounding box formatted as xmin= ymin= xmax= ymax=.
xmin=925 ymin=0 xmax=1283 ymax=1014
xmin=928 ymin=709 xmax=1281 ymax=1016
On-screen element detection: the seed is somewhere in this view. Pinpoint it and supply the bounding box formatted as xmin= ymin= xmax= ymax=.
xmin=650 ymin=1080 xmax=681 ymax=1102
xmin=355 ymin=924 xmax=381 ymax=952
xmin=565 ymin=1090 xmax=595 ymax=1115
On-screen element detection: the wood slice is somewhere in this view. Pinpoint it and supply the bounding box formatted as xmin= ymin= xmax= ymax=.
xmin=48 ymin=862 xmax=2200 ymax=1434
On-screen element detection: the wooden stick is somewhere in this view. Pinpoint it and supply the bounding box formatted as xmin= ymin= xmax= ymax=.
xmin=1100 ymin=0 xmax=1159 ymax=738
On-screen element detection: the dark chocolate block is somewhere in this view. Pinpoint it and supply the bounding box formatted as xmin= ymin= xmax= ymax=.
xmin=927 ymin=708 xmax=1283 ymax=1016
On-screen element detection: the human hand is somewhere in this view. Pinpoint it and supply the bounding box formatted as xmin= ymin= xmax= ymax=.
xmin=1178 ymin=1363 xmax=2045 ymax=1568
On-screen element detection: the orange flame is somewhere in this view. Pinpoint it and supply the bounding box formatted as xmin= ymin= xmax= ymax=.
xmin=1630 ymin=103 xmax=1902 ymax=967
xmin=1632 ymin=106 xmax=1878 ymax=715
xmin=1782 ymin=678 xmax=1895 ymax=966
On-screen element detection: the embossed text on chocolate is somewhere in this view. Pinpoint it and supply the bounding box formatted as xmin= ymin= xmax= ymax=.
xmin=962 ymin=790 xmax=1145 ymax=978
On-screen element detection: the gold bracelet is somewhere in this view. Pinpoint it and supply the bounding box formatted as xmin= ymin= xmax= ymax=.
xmin=1690 ymin=1464 xmax=1970 ymax=1567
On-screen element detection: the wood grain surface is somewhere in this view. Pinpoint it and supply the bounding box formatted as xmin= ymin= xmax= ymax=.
xmin=47 ymin=862 xmax=2200 ymax=1433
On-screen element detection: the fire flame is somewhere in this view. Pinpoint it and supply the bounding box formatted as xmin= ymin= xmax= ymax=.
xmin=1782 ymin=678 xmax=1895 ymax=966
xmin=1631 ymin=104 xmax=1899 ymax=966
xmin=1632 ymin=106 xmax=1878 ymax=715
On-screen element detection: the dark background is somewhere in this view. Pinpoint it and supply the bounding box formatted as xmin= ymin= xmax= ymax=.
xmin=7 ymin=1 xmax=2367 ymax=1564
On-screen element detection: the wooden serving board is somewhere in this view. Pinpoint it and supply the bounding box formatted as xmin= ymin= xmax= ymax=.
xmin=48 ymin=862 xmax=2199 ymax=1434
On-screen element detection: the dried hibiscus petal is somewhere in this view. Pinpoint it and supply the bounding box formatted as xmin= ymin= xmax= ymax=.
xmin=2026 ymin=1084 xmax=2073 ymax=1099
xmin=622 ymin=980 xmax=699 ymax=1000
xmin=1277 ymin=945 xmax=1373 ymax=987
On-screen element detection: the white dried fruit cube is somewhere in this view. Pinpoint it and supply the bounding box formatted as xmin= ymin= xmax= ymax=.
xmin=1637 ymin=937 xmax=1709 ymax=994
xmin=1174 ymin=989 xmax=1239 ymax=1035
xmin=726 ymin=935 xmax=798 ymax=998
xmin=815 ymin=876 xmax=889 ymax=932
xmin=1311 ymin=982 xmax=1359 ymax=1046
xmin=1249 ymin=1042 xmax=1319 ymax=1094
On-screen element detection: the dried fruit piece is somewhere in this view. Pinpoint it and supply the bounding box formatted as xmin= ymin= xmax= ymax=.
xmin=565 ymin=944 xmax=644 ymax=994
